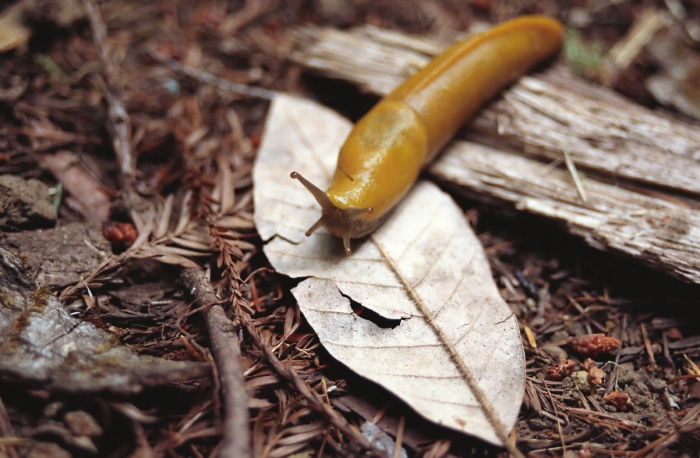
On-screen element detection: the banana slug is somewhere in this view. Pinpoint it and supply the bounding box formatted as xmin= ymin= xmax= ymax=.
xmin=292 ymin=15 xmax=564 ymax=254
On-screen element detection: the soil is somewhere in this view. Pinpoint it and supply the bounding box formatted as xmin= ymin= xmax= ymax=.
xmin=0 ymin=1 xmax=699 ymax=457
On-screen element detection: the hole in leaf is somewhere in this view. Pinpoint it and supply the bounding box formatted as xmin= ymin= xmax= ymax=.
xmin=339 ymin=290 xmax=402 ymax=329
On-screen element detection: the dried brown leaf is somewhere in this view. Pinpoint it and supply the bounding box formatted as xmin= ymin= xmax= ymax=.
xmin=41 ymin=150 xmax=112 ymax=224
xmin=254 ymin=94 xmax=525 ymax=447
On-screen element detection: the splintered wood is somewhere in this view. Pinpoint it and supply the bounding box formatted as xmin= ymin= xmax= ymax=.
xmin=288 ymin=25 xmax=700 ymax=284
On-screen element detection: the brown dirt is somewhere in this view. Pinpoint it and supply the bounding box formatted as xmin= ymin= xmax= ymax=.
xmin=1 ymin=1 xmax=699 ymax=457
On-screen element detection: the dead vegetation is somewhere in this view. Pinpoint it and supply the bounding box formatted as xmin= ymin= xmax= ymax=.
xmin=1 ymin=1 xmax=700 ymax=457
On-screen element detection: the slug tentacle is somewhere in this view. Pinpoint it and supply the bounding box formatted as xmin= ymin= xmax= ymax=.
xmin=291 ymin=171 xmax=375 ymax=254
xmin=304 ymin=217 xmax=326 ymax=237
xmin=290 ymin=172 xmax=334 ymax=215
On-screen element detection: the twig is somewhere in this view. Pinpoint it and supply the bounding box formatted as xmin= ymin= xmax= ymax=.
xmin=181 ymin=266 xmax=251 ymax=458
xmin=239 ymin=313 xmax=386 ymax=457
xmin=148 ymin=48 xmax=278 ymax=101
xmin=82 ymin=0 xmax=135 ymax=180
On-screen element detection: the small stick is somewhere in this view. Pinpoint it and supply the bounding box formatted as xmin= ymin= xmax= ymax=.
xmin=640 ymin=323 xmax=657 ymax=369
xmin=181 ymin=267 xmax=251 ymax=458
xmin=602 ymin=10 xmax=671 ymax=86
xmin=82 ymin=0 xmax=135 ymax=179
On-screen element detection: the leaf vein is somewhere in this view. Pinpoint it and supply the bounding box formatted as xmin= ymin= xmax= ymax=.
xmin=372 ymin=238 xmax=516 ymax=450
xmin=325 ymin=341 xmax=441 ymax=349
xmin=394 ymin=201 xmax=446 ymax=262
xmin=412 ymin=228 xmax=455 ymax=289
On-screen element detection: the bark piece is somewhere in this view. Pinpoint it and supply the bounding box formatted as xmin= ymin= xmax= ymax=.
xmin=0 ymin=246 xmax=209 ymax=394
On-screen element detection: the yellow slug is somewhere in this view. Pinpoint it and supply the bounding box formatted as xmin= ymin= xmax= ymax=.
xmin=292 ymin=15 xmax=564 ymax=254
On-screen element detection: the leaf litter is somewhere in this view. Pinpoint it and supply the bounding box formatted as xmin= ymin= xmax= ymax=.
xmin=0 ymin=1 xmax=699 ymax=457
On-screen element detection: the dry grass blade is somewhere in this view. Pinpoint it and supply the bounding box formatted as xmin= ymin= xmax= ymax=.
xmin=563 ymin=149 xmax=587 ymax=202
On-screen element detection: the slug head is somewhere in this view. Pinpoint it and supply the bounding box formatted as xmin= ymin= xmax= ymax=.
xmin=291 ymin=171 xmax=374 ymax=255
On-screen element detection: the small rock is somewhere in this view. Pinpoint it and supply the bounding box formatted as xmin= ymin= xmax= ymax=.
xmin=0 ymin=174 xmax=56 ymax=230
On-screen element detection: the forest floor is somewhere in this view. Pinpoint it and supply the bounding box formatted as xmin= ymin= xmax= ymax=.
xmin=1 ymin=1 xmax=699 ymax=457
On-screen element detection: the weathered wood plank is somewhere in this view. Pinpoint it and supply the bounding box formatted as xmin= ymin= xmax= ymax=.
xmin=431 ymin=141 xmax=700 ymax=284
xmin=287 ymin=25 xmax=700 ymax=284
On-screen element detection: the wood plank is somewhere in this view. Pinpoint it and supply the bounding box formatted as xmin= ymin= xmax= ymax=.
xmin=287 ymin=25 xmax=700 ymax=284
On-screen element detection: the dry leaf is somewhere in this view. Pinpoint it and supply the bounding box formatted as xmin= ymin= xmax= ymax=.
xmin=253 ymin=94 xmax=525 ymax=446
xmin=41 ymin=150 xmax=112 ymax=224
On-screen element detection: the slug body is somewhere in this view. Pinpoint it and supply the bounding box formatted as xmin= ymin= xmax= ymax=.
xmin=293 ymin=16 xmax=564 ymax=254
